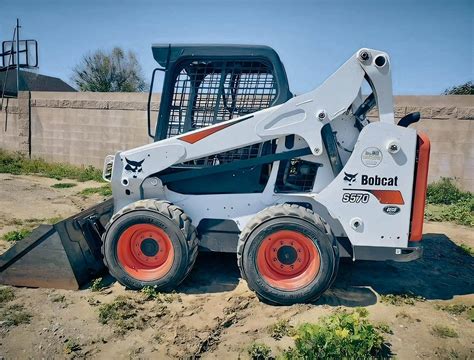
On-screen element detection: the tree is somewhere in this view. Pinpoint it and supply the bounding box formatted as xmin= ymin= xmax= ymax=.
xmin=443 ymin=81 xmax=473 ymax=95
xmin=72 ymin=47 xmax=146 ymax=92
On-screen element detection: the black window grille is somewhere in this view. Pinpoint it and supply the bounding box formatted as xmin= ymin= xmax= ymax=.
xmin=167 ymin=60 xmax=277 ymax=138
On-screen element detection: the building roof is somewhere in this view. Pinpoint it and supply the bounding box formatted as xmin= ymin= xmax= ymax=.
xmin=0 ymin=69 xmax=76 ymax=97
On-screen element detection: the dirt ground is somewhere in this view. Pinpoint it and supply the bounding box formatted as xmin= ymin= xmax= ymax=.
xmin=0 ymin=173 xmax=473 ymax=359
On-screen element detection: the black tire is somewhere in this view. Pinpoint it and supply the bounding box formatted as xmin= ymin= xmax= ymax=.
xmin=237 ymin=204 xmax=338 ymax=305
xmin=102 ymin=199 xmax=198 ymax=290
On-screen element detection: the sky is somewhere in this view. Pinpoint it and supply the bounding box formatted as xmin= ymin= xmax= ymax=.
xmin=1 ymin=0 xmax=472 ymax=95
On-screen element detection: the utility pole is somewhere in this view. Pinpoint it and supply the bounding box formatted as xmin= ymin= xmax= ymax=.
xmin=16 ymin=18 xmax=20 ymax=96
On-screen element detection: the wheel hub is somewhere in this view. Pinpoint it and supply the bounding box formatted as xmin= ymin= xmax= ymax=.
xmin=140 ymin=238 xmax=159 ymax=257
xmin=277 ymin=245 xmax=298 ymax=265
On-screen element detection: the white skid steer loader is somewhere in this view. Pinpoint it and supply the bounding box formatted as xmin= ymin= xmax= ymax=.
xmin=0 ymin=45 xmax=430 ymax=305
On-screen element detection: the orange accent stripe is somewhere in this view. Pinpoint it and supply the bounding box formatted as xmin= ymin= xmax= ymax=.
xmin=369 ymin=190 xmax=405 ymax=205
xmin=410 ymin=132 xmax=431 ymax=241
xmin=178 ymin=123 xmax=232 ymax=144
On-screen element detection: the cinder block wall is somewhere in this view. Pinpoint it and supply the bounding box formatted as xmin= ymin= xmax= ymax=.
xmin=0 ymin=92 xmax=473 ymax=191
xmin=30 ymin=92 xmax=160 ymax=167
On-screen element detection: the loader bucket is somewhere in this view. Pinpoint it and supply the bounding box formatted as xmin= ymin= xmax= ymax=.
xmin=0 ymin=199 xmax=114 ymax=290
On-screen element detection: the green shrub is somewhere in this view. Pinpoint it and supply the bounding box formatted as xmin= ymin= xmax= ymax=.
xmin=0 ymin=149 xmax=103 ymax=182
xmin=2 ymin=229 xmax=31 ymax=242
xmin=281 ymin=308 xmax=386 ymax=360
xmin=247 ymin=342 xmax=273 ymax=360
xmin=426 ymin=178 xmax=472 ymax=205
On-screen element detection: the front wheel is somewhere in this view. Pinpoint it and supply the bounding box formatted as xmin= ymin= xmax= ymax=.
xmin=102 ymin=200 xmax=198 ymax=290
xmin=237 ymin=204 xmax=337 ymax=305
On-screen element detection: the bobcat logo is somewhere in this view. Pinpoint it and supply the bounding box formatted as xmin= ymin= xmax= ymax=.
xmin=125 ymin=158 xmax=145 ymax=178
xmin=343 ymin=172 xmax=357 ymax=185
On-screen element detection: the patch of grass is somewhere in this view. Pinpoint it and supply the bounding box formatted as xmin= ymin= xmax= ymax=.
xmin=90 ymin=277 xmax=105 ymax=292
xmin=51 ymin=182 xmax=77 ymax=189
xmin=141 ymin=286 xmax=181 ymax=303
xmin=0 ymin=287 xmax=14 ymax=304
xmin=0 ymin=304 xmax=32 ymax=326
xmin=0 ymin=149 xmax=103 ymax=182
xmin=431 ymin=325 xmax=458 ymax=338
xmin=468 ymin=308 xmax=474 ymax=322
xmin=248 ymin=342 xmax=274 ymax=360
xmin=64 ymin=339 xmax=81 ymax=354
xmin=281 ymin=308 xmax=387 ymax=360
xmin=459 ymin=243 xmax=474 ymax=256
xmin=2 ymin=229 xmax=31 ymax=242
xmin=380 ymin=293 xmax=425 ymax=306
xmin=80 ymin=185 xmax=112 ymax=197
xmin=98 ymin=296 xmax=140 ymax=334
xmin=435 ymin=303 xmax=470 ymax=316
xmin=268 ymin=319 xmax=293 ymax=340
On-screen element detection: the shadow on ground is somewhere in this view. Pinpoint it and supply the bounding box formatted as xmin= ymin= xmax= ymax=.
xmin=180 ymin=233 xmax=474 ymax=307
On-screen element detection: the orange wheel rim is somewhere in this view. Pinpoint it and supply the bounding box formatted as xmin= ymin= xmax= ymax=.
xmin=257 ymin=230 xmax=320 ymax=291
xmin=117 ymin=224 xmax=174 ymax=281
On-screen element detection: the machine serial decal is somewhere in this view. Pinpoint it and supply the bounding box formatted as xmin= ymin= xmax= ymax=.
xmin=383 ymin=205 xmax=401 ymax=215
xmin=361 ymin=147 xmax=383 ymax=167
xmin=342 ymin=193 xmax=370 ymax=203
xmin=124 ymin=158 xmax=145 ymax=178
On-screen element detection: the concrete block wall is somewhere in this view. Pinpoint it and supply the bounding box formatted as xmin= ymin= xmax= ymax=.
xmin=30 ymin=92 xmax=160 ymax=167
xmin=0 ymin=95 xmax=29 ymax=154
xmin=0 ymin=92 xmax=473 ymax=191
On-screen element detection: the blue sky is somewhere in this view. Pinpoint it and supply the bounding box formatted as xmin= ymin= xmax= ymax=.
xmin=1 ymin=0 xmax=472 ymax=94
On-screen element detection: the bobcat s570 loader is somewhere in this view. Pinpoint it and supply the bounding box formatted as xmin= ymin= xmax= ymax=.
xmin=0 ymin=45 xmax=430 ymax=305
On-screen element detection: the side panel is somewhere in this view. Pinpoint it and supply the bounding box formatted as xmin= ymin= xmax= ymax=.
xmin=317 ymin=122 xmax=417 ymax=249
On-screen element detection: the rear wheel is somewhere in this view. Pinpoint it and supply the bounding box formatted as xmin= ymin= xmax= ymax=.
xmin=102 ymin=200 xmax=198 ymax=290
xmin=237 ymin=204 xmax=337 ymax=305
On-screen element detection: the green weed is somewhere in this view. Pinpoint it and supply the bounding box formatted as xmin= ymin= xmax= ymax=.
xmin=90 ymin=278 xmax=105 ymax=292
xmin=248 ymin=342 xmax=274 ymax=360
xmin=268 ymin=319 xmax=293 ymax=340
xmin=281 ymin=308 xmax=387 ymax=360
xmin=2 ymin=229 xmax=31 ymax=242
xmin=64 ymin=339 xmax=81 ymax=354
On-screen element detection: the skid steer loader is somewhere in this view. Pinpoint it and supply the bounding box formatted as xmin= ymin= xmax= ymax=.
xmin=0 ymin=45 xmax=430 ymax=305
